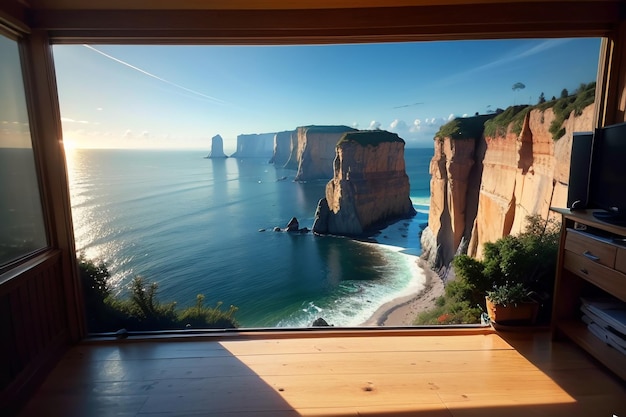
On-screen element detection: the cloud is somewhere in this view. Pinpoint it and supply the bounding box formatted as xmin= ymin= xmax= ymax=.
xmin=352 ymin=122 xmax=359 ymax=129
xmin=389 ymin=119 xmax=407 ymax=130
xmin=368 ymin=120 xmax=381 ymax=130
xmin=141 ymin=131 xmax=150 ymax=139
xmin=448 ymin=113 xmax=455 ymax=121
xmin=83 ymin=45 xmax=229 ymax=106
xmin=61 ymin=117 xmax=89 ymax=124
xmin=122 ymin=129 xmax=133 ymax=139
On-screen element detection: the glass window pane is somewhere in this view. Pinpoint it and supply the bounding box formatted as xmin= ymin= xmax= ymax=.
xmin=0 ymin=34 xmax=47 ymax=266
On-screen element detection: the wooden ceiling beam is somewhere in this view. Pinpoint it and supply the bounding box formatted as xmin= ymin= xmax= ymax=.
xmin=29 ymin=2 xmax=622 ymax=44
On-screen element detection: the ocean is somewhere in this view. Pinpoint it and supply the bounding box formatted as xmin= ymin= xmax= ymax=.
xmin=66 ymin=147 xmax=433 ymax=327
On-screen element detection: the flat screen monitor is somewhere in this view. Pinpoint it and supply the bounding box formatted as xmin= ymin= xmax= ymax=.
xmin=588 ymin=122 xmax=626 ymax=225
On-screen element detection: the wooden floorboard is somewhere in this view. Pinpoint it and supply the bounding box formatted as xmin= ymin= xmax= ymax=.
xmin=18 ymin=330 xmax=626 ymax=417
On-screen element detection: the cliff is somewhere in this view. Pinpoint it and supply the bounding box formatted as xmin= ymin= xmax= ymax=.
xmin=283 ymin=125 xmax=356 ymax=180
xmin=230 ymin=132 xmax=275 ymax=158
xmin=421 ymin=101 xmax=595 ymax=268
xmin=269 ymin=130 xmax=295 ymax=165
xmin=313 ymin=130 xmax=416 ymax=236
xmin=206 ymin=134 xmax=228 ymax=158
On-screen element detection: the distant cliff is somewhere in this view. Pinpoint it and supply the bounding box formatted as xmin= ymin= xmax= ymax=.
xmin=313 ymin=131 xmax=415 ymax=236
xmin=278 ymin=125 xmax=356 ymax=179
xmin=421 ymin=97 xmax=595 ymax=268
xmin=206 ymin=134 xmax=228 ymax=158
xmin=230 ymin=133 xmax=275 ymax=158
xmin=270 ymin=130 xmax=295 ymax=165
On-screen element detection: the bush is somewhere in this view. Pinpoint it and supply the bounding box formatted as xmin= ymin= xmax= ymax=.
xmin=415 ymin=215 xmax=560 ymax=325
xmin=78 ymin=257 xmax=239 ymax=332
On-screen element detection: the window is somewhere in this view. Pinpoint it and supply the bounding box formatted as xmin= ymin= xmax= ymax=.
xmin=0 ymin=33 xmax=47 ymax=268
xmin=54 ymin=39 xmax=600 ymax=331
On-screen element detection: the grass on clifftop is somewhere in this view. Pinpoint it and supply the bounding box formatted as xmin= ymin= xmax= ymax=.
xmin=305 ymin=125 xmax=357 ymax=134
xmin=337 ymin=130 xmax=405 ymax=146
xmin=436 ymin=114 xmax=496 ymax=140
xmin=483 ymin=105 xmax=531 ymax=138
xmin=436 ymin=81 xmax=595 ymax=142
xmin=542 ymin=81 xmax=596 ymax=140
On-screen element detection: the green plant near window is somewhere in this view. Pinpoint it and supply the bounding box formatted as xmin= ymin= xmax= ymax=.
xmin=485 ymin=282 xmax=535 ymax=307
xmin=79 ymin=256 xmax=239 ymax=332
xmin=414 ymin=215 xmax=560 ymax=325
xmin=452 ymin=214 xmax=560 ymax=321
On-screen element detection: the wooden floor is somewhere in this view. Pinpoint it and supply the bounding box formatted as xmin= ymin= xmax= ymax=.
xmin=19 ymin=329 xmax=626 ymax=417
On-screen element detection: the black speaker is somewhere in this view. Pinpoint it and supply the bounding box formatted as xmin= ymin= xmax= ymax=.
xmin=567 ymin=131 xmax=593 ymax=209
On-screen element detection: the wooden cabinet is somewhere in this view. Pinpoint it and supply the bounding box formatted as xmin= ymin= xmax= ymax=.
xmin=551 ymin=208 xmax=626 ymax=380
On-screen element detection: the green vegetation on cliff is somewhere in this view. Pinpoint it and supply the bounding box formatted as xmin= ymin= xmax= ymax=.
xmin=338 ymin=130 xmax=405 ymax=146
xmin=436 ymin=81 xmax=595 ymax=142
xmin=305 ymin=125 xmax=357 ymax=134
xmin=436 ymin=114 xmax=496 ymax=140
xmin=483 ymin=105 xmax=531 ymax=137
xmin=79 ymin=255 xmax=239 ymax=332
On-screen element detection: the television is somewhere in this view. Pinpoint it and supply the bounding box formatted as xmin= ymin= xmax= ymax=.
xmin=588 ymin=121 xmax=626 ymax=226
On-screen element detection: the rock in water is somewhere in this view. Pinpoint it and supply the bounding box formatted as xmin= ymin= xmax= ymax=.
xmin=206 ymin=134 xmax=227 ymax=158
xmin=313 ymin=130 xmax=415 ymax=236
xmin=312 ymin=318 xmax=330 ymax=326
xmin=285 ymin=217 xmax=299 ymax=232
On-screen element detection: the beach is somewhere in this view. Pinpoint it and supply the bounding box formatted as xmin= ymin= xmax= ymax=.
xmin=362 ymin=258 xmax=444 ymax=326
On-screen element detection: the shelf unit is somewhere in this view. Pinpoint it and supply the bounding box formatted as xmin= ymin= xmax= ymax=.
xmin=551 ymin=208 xmax=626 ymax=380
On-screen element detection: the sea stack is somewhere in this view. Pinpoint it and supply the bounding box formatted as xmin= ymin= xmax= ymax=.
xmin=206 ymin=134 xmax=228 ymax=158
xmin=312 ymin=130 xmax=415 ymax=236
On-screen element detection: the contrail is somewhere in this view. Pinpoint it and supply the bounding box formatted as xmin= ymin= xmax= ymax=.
xmin=393 ymin=102 xmax=424 ymax=109
xmin=83 ymin=44 xmax=228 ymax=105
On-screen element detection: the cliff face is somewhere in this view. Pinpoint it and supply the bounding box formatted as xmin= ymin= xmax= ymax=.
xmin=207 ymin=134 xmax=228 ymax=158
xmin=230 ymin=133 xmax=275 ymax=158
xmin=270 ymin=130 xmax=294 ymax=165
xmin=313 ymin=131 xmax=415 ymax=236
xmin=295 ymin=125 xmax=357 ymax=181
xmin=422 ymin=104 xmax=595 ymax=267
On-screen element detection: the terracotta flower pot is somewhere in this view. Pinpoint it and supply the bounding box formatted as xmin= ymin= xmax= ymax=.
xmin=485 ymin=297 xmax=539 ymax=325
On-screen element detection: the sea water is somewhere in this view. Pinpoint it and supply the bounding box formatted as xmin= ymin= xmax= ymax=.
xmin=66 ymin=147 xmax=433 ymax=327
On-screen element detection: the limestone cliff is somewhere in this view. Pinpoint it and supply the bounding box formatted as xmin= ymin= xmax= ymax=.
xmin=280 ymin=125 xmax=356 ymax=180
xmin=421 ymin=102 xmax=595 ymax=268
xmin=313 ymin=131 xmax=415 ymax=236
xmin=269 ymin=130 xmax=294 ymax=165
xmin=206 ymin=134 xmax=228 ymax=158
xmin=230 ymin=132 xmax=275 ymax=158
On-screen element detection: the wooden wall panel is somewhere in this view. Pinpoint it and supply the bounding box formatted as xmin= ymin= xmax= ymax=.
xmin=0 ymin=252 xmax=69 ymax=415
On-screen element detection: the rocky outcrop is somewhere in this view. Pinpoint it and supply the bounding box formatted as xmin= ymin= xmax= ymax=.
xmin=230 ymin=133 xmax=275 ymax=158
xmin=206 ymin=134 xmax=228 ymax=158
xmin=421 ymin=104 xmax=595 ymax=268
xmin=270 ymin=130 xmax=295 ymax=165
xmin=313 ymin=131 xmax=415 ymax=236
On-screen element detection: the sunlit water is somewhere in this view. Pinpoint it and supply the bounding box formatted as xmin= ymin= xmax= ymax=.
xmin=65 ymin=148 xmax=432 ymax=327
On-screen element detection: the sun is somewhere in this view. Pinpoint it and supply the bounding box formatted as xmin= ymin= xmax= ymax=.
xmin=62 ymin=138 xmax=78 ymax=150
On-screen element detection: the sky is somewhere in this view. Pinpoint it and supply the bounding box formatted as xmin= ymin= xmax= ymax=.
xmin=51 ymin=38 xmax=601 ymax=153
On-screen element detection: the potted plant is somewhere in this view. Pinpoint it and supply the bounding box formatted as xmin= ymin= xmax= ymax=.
xmin=485 ymin=282 xmax=540 ymax=324
xmin=452 ymin=215 xmax=560 ymax=325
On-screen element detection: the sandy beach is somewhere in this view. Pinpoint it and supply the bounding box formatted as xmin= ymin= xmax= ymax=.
xmin=361 ymin=258 xmax=444 ymax=326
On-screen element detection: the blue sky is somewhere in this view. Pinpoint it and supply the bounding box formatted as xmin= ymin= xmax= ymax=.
xmin=52 ymin=38 xmax=601 ymax=153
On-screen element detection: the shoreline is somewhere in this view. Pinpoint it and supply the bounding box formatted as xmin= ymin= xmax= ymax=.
xmin=361 ymin=258 xmax=444 ymax=326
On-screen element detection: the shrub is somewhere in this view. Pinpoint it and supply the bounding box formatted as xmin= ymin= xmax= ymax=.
xmin=415 ymin=215 xmax=560 ymax=325
xmin=78 ymin=257 xmax=239 ymax=332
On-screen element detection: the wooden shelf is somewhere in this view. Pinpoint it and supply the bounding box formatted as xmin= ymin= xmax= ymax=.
xmin=552 ymin=208 xmax=626 ymax=381
xmin=556 ymin=319 xmax=626 ymax=380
